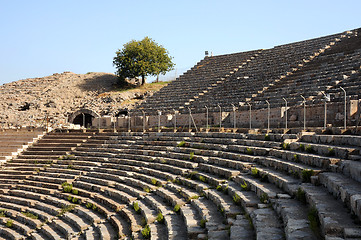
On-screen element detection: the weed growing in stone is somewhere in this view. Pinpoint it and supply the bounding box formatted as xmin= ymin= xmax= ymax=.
xmin=58 ymin=204 xmax=76 ymax=216
xmin=299 ymin=144 xmax=305 ymax=151
xmin=141 ymin=225 xmax=150 ymax=239
xmin=241 ymin=180 xmax=250 ymax=191
xmin=260 ymin=193 xmax=269 ymax=203
xmin=156 ymin=212 xmax=165 ymax=224
xmin=282 ymin=143 xmax=290 ymax=150
xmin=327 ymin=148 xmax=335 ymax=156
xmin=22 ymin=212 xmax=38 ymax=219
xmin=296 ymin=188 xmax=306 ymax=204
xmin=177 ymin=141 xmax=186 ymax=147
xmin=0 ymin=209 xmax=5 ymax=217
xmin=173 ymin=204 xmax=181 ymax=213
xmin=189 ymin=152 xmax=195 ymax=160
xmin=264 ymin=134 xmax=271 ymax=141
xmin=200 ymin=218 xmax=207 ymax=228
xmin=5 ymin=219 xmax=13 ymax=228
xmin=246 ymin=147 xmax=254 ymax=155
xmin=308 ymin=206 xmax=321 ymax=237
xmin=233 ymin=193 xmax=241 ymax=205
xmin=251 ymin=168 xmax=260 ymax=178
xmin=61 ymin=182 xmax=73 ymax=193
xmin=305 ymin=145 xmax=315 ymax=153
xmin=301 ymin=169 xmax=314 ymax=183
xmin=133 ymin=202 xmax=140 ymax=214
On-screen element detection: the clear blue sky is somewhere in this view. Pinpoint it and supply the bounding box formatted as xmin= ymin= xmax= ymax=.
xmin=0 ymin=0 xmax=360 ymax=85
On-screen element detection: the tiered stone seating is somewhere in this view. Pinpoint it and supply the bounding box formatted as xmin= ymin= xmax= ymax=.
xmin=1 ymin=129 xmax=361 ymax=239
xmin=253 ymin=30 xmax=361 ymax=109
xmin=129 ymin=28 xmax=361 ymax=116
xmin=0 ymin=129 xmax=44 ymax=164
xmin=133 ymin=50 xmax=259 ymax=115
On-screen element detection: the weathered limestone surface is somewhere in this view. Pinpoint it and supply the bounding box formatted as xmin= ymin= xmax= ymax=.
xmin=0 ymin=72 xmax=154 ymax=128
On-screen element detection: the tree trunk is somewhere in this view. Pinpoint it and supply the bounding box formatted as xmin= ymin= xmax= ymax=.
xmin=156 ymin=74 xmax=159 ymax=83
xmin=141 ymin=75 xmax=145 ymax=85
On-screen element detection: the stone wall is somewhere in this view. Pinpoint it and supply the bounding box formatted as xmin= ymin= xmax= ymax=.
xmin=98 ymin=99 xmax=360 ymax=130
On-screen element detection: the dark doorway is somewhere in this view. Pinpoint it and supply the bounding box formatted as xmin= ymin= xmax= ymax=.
xmin=115 ymin=109 xmax=128 ymax=117
xmin=72 ymin=113 xmax=93 ymax=127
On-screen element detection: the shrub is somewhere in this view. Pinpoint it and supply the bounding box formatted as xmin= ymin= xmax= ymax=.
xmin=187 ymin=171 xmax=198 ymax=180
xmin=188 ymin=195 xmax=200 ymax=201
xmin=241 ymin=180 xmax=250 ymax=191
xmin=67 ymin=165 xmax=74 ymax=169
xmin=58 ymin=204 xmax=76 ymax=216
xmin=173 ymin=204 xmax=181 ymax=213
xmin=246 ymin=147 xmax=254 ymax=155
xmin=327 ymin=148 xmax=335 ymax=157
xmin=264 ymin=134 xmax=271 ymax=141
xmin=299 ymin=144 xmax=305 ymax=151
xmin=296 ymin=188 xmax=306 ymax=204
xmin=86 ymin=202 xmax=93 ymax=209
xmin=0 ymin=210 xmax=5 ymax=217
xmin=62 ymin=182 xmax=73 ymax=193
xmin=200 ymin=218 xmax=207 ymax=228
xmin=141 ymin=225 xmax=151 ymax=239
xmin=305 ymin=145 xmax=315 ymax=153
xmin=233 ymin=193 xmax=241 ymax=205
xmin=151 ymin=178 xmax=157 ymax=186
xmin=308 ymin=206 xmax=321 ymax=236
xmin=133 ymin=202 xmax=140 ymax=214
xmin=301 ymin=169 xmax=314 ymax=183
xmin=6 ymin=220 xmax=13 ymax=228
xmin=198 ymin=175 xmax=207 ymax=183
xmin=251 ymin=168 xmax=259 ymax=178
xmin=216 ymin=185 xmax=222 ymax=191
xmin=22 ymin=212 xmax=38 ymax=219
xmin=293 ymin=154 xmax=299 ymax=162
xmin=156 ymin=212 xmax=164 ymax=224
xmin=189 ymin=152 xmax=195 ymax=160
xmin=222 ymin=185 xmax=229 ymax=194
xmin=282 ymin=143 xmax=290 ymax=150
xmin=143 ymin=187 xmax=151 ymax=193
xmin=260 ymin=193 xmax=269 ymax=203
xmin=71 ymin=197 xmax=79 ymax=204
xmin=177 ymin=141 xmax=186 ymax=147
xmin=71 ymin=189 xmax=78 ymax=195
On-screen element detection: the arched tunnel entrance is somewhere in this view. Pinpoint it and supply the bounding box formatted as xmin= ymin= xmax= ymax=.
xmin=68 ymin=109 xmax=100 ymax=128
xmin=72 ymin=113 xmax=93 ymax=127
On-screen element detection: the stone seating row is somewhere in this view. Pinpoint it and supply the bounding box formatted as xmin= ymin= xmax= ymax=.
xmin=3 ymin=130 xmax=361 ymax=239
xmin=72 ymin=134 xmax=286 ymax=239
xmin=88 ymin=132 xmax=360 ymax=239
xmin=75 ymin=132 xmax=320 ymax=239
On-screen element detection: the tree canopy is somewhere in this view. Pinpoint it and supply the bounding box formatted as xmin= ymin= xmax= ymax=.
xmin=113 ymin=37 xmax=174 ymax=85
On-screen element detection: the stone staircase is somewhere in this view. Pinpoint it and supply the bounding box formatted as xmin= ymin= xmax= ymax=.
xmin=1 ymin=129 xmax=361 ymax=239
xmin=0 ymin=129 xmax=45 ymax=164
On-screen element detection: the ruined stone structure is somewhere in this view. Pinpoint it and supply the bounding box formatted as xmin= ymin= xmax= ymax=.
xmin=0 ymin=72 xmax=152 ymax=129
xmin=131 ymin=28 xmax=361 ymax=130
xmin=0 ymin=28 xmax=361 ymax=240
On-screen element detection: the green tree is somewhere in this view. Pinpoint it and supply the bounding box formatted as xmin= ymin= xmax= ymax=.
xmin=113 ymin=37 xmax=174 ymax=85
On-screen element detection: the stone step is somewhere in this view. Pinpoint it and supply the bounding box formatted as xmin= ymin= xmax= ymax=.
xmin=39 ymin=224 xmax=66 ymax=240
xmin=250 ymin=207 xmax=285 ymax=240
xmin=180 ymin=204 xmax=206 ymax=238
xmin=269 ymin=149 xmax=340 ymax=168
xmin=301 ymin=183 xmax=361 ymax=238
xmin=229 ymin=215 xmax=255 ymax=240
xmin=0 ymin=223 xmax=26 ymax=240
xmin=0 ymin=215 xmax=33 ymax=237
xmin=337 ymin=160 xmax=361 ymax=183
xmin=272 ymin=198 xmax=317 ymax=239
xmin=318 ymin=172 xmax=361 ymax=221
xmin=96 ymin=222 xmax=118 ymax=240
